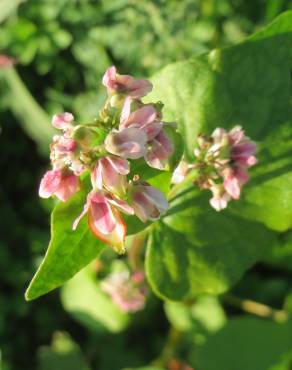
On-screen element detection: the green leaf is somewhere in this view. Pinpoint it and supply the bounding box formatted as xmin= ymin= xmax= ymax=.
xmin=146 ymin=185 xmax=277 ymax=300
xmin=146 ymin=11 xmax=292 ymax=231
xmin=37 ymin=331 xmax=91 ymax=370
xmin=165 ymin=295 xmax=226 ymax=333
xmin=263 ymin=229 xmax=292 ymax=272
xmin=0 ymin=0 xmax=24 ymax=24
xmin=195 ymin=317 xmax=292 ymax=370
xmin=25 ymin=190 xmax=105 ymax=300
xmin=61 ymin=265 xmax=129 ymax=333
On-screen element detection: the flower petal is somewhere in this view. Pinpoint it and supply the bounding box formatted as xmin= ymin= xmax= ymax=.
xmin=145 ymin=130 xmax=173 ymax=169
xmin=52 ymin=112 xmax=74 ymax=130
xmin=54 ymin=174 xmax=79 ymax=202
xmin=89 ymin=202 xmax=126 ymax=253
xmin=223 ymin=176 xmax=241 ymax=199
xmin=106 ymin=194 xmax=134 ymax=215
xmin=105 ymin=128 xmax=147 ymax=159
xmin=106 ymin=156 xmax=129 ymax=175
xmin=89 ymin=192 xmax=117 ymax=234
xmin=39 ymin=169 xmax=62 ymax=198
xmin=121 ymin=105 xmax=157 ymax=129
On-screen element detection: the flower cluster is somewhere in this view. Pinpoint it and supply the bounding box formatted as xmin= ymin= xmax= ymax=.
xmin=39 ymin=66 xmax=174 ymax=253
xmin=172 ymin=126 xmax=257 ymax=211
xmin=101 ymin=270 xmax=147 ymax=313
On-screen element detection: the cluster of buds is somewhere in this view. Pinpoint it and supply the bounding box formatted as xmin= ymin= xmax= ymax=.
xmin=39 ymin=66 xmax=174 ymax=253
xmin=172 ymin=126 xmax=257 ymax=211
xmin=101 ymin=270 xmax=147 ymax=313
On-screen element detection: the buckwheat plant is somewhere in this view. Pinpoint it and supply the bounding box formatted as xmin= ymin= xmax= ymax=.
xmin=39 ymin=66 xmax=173 ymax=254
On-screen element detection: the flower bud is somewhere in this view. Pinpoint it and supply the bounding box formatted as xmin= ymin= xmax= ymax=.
xmin=130 ymin=183 xmax=169 ymax=222
xmin=92 ymin=156 xmax=129 ymax=195
xmin=102 ymin=66 xmax=152 ymax=98
xmin=73 ymin=190 xmax=133 ymax=253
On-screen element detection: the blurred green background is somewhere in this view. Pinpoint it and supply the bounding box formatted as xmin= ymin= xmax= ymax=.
xmin=1 ymin=1 xmax=292 ymax=369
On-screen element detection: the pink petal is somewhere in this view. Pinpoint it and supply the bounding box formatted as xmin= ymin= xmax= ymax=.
xmin=228 ymin=125 xmax=245 ymax=144
xmin=106 ymin=156 xmax=129 ymax=175
xmin=102 ymin=66 xmax=117 ymax=88
xmin=90 ymin=192 xmax=117 ymax=234
xmin=106 ymin=193 xmax=134 ymax=215
xmin=120 ymin=96 xmax=133 ymax=123
xmin=247 ymin=156 xmax=257 ymax=166
xmin=132 ymin=194 xmax=153 ymax=222
xmin=94 ymin=157 xmax=128 ymax=195
xmin=54 ymin=174 xmax=79 ymax=202
xmin=232 ymin=141 xmax=256 ymax=156
xmin=172 ymin=161 xmax=189 ymax=184
xmin=52 ymin=112 xmax=74 ymax=130
xmin=131 ymin=184 xmax=168 ymax=222
xmin=39 ymin=169 xmax=62 ymax=198
xmin=140 ymin=122 xmax=163 ymax=141
xmin=105 ymin=128 xmax=147 ymax=159
xmin=102 ymin=66 xmax=152 ymax=98
xmin=89 ymin=198 xmax=126 ymax=253
xmin=91 ymin=161 xmax=103 ymax=189
xmin=223 ymin=176 xmax=241 ymax=199
xmin=145 ymin=130 xmax=174 ymax=169
xmin=211 ymin=128 xmax=227 ymax=144
xmin=210 ymin=196 xmax=228 ymax=211
xmin=234 ymin=166 xmax=249 ymax=184
xmin=209 ymin=186 xmax=231 ymax=211
xmin=121 ymin=105 xmax=157 ymax=129
xmin=128 ymin=79 xmax=153 ymax=98
xmin=141 ymin=185 xmax=169 ymax=214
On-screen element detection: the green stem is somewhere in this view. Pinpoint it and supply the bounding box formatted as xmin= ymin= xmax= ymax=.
xmin=127 ymin=229 xmax=149 ymax=271
xmin=151 ymin=327 xmax=182 ymax=368
xmin=224 ymin=294 xmax=289 ymax=322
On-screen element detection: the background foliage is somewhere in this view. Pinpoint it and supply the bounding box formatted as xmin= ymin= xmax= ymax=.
xmin=1 ymin=1 xmax=292 ymax=369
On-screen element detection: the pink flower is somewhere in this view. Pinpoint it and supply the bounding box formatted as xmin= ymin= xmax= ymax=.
xmin=0 ymin=54 xmax=16 ymax=68
xmin=49 ymin=135 xmax=85 ymax=176
xmin=120 ymin=98 xmax=162 ymax=140
xmin=39 ymin=169 xmax=79 ymax=202
xmin=92 ymin=156 xmax=129 ymax=195
xmin=104 ymin=127 xmax=147 ymax=159
xmin=145 ymin=129 xmax=174 ymax=169
xmin=101 ymin=270 xmax=147 ymax=313
xmin=130 ymin=183 xmax=169 ymax=222
xmin=223 ymin=166 xmax=249 ymax=200
xmin=73 ymin=191 xmax=133 ymax=253
xmin=52 ymin=112 xmax=74 ymax=136
xmin=231 ymin=141 xmax=257 ymax=166
xmin=194 ymin=125 xmax=257 ymax=211
xmin=102 ymin=66 xmax=152 ymax=98
xmin=171 ymin=160 xmax=190 ymax=184
xmin=209 ymin=185 xmax=231 ymax=211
